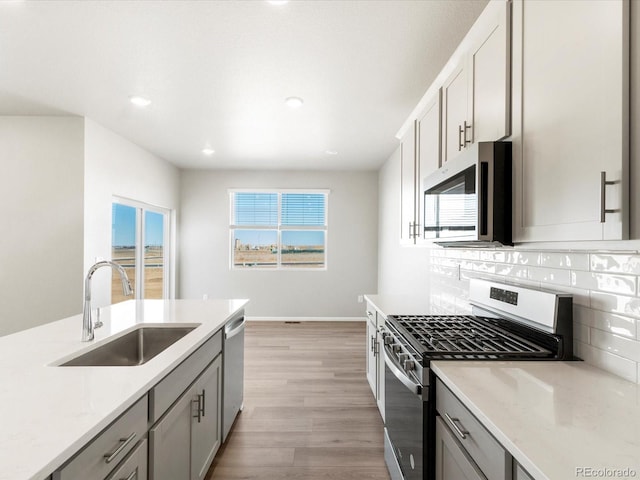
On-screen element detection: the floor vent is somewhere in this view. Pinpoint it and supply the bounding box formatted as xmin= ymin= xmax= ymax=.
xmin=284 ymin=321 xmax=301 ymax=324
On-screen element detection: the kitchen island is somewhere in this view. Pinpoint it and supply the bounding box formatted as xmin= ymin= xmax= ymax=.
xmin=433 ymin=361 xmax=640 ymax=480
xmin=0 ymin=298 xmax=248 ymax=480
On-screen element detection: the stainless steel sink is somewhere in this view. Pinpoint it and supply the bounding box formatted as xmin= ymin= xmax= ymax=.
xmin=60 ymin=325 xmax=198 ymax=366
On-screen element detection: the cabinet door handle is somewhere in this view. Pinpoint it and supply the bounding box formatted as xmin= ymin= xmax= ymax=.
xmin=121 ymin=469 xmax=137 ymax=480
xmin=444 ymin=413 xmax=469 ymax=440
xmin=193 ymin=396 xmax=202 ymax=423
xmin=104 ymin=432 xmax=136 ymax=464
xmin=201 ymin=389 xmax=206 ymax=418
xmin=600 ymin=171 xmax=619 ymax=222
xmin=458 ymin=125 xmax=464 ymax=151
xmin=371 ymin=335 xmax=376 ymax=353
xmin=414 ymin=223 xmax=420 ymax=239
xmin=463 ymin=121 xmax=472 ymax=145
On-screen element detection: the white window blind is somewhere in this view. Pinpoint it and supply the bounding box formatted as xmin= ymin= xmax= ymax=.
xmin=230 ymin=190 xmax=328 ymax=269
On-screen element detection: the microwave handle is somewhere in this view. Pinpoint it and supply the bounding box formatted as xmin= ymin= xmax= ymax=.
xmin=478 ymin=161 xmax=489 ymax=238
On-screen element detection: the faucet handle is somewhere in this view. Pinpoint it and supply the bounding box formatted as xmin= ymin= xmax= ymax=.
xmin=94 ymin=308 xmax=103 ymax=329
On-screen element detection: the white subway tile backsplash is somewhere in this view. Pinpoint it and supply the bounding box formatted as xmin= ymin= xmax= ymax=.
xmin=540 ymin=252 xmax=589 ymax=271
xmin=427 ymin=247 xmax=640 ymax=384
xmin=528 ymin=266 xmax=571 ymax=286
xmin=459 ymin=250 xmax=481 ymax=260
xmin=494 ymin=264 xmax=528 ymax=278
xmin=590 ymin=254 xmax=640 ymax=274
xmin=590 ymin=310 xmax=637 ymax=339
xmin=547 ymin=285 xmax=590 ymax=307
xmin=480 ymin=250 xmax=507 ymax=263
xmin=504 ymin=251 xmax=540 ymax=265
xmin=574 ymin=342 xmax=638 ymax=383
xmin=573 ymin=305 xmax=594 ymax=325
xmin=590 ymin=329 xmax=640 ymax=362
xmin=573 ymin=320 xmax=590 ymax=343
xmin=590 ymin=292 xmax=640 ymax=319
xmin=571 ymin=271 xmax=636 ymax=295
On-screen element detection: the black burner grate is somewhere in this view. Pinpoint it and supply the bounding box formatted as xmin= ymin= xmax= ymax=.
xmin=391 ymin=315 xmax=552 ymax=358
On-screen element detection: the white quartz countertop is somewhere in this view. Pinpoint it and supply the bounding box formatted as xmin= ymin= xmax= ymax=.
xmin=432 ymin=361 xmax=640 ymax=480
xmin=0 ymin=298 xmax=248 ymax=480
xmin=364 ymin=293 xmax=436 ymax=317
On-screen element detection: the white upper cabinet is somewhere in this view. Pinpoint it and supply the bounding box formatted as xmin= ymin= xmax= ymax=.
xmin=467 ymin=1 xmax=511 ymax=144
xmin=400 ymin=123 xmax=417 ymax=244
xmin=442 ymin=0 xmax=511 ymax=164
xmin=442 ymin=62 xmax=469 ymax=164
xmin=416 ymin=92 xmax=442 ymax=243
xmin=512 ymin=0 xmax=629 ymax=242
xmin=400 ymin=91 xmax=442 ymax=245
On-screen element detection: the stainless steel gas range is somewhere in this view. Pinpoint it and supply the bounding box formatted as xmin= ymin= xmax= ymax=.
xmin=381 ymin=279 xmax=574 ymax=480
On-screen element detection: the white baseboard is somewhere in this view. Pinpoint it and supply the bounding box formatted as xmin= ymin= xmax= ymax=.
xmin=246 ymin=316 xmax=365 ymax=322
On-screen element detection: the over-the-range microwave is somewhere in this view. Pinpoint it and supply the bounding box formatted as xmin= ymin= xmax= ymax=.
xmin=422 ymin=141 xmax=512 ymax=247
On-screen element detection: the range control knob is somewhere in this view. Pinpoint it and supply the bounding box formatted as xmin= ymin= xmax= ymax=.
xmin=384 ymin=336 xmax=394 ymax=346
xmin=398 ymin=353 xmax=409 ymax=363
xmin=392 ymin=344 xmax=402 ymax=354
xmin=403 ymin=360 xmax=416 ymax=372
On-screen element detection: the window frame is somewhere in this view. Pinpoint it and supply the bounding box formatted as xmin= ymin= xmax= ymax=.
xmin=229 ymin=188 xmax=329 ymax=271
xmin=112 ymin=196 xmax=172 ymax=300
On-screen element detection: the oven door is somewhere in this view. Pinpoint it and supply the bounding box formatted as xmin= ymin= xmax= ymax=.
xmin=383 ymin=345 xmax=426 ymax=480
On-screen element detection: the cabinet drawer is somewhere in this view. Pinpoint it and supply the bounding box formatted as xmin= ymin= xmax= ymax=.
xmin=105 ymin=439 xmax=147 ymax=480
xmin=53 ymin=395 xmax=148 ymax=480
xmin=436 ymin=379 xmax=510 ymax=480
xmin=150 ymin=330 xmax=222 ymax=423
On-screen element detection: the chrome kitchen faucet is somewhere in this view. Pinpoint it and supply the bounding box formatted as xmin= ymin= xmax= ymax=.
xmin=82 ymin=260 xmax=133 ymax=341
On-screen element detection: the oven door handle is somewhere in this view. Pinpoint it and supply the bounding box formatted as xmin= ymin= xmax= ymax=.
xmin=383 ymin=345 xmax=422 ymax=396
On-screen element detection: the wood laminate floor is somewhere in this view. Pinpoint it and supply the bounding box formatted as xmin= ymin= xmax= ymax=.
xmin=206 ymin=321 xmax=390 ymax=480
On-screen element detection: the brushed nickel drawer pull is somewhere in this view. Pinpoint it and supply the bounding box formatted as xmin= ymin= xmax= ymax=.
xmin=463 ymin=121 xmax=472 ymax=145
xmin=458 ymin=125 xmax=464 ymax=151
xmin=201 ymin=389 xmax=206 ymax=417
xmin=600 ymin=171 xmax=619 ymax=222
xmin=104 ymin=432 xmax=136 ymax=464
xmin=193 ymin=396 xmax=202 ymax=423
xmin=444 ymin=413 xmax=469 ymax=440
xmin=121 ymin=469 xmax=137 ymax=480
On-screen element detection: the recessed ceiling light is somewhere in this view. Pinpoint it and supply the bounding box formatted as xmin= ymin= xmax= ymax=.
xmin=129 ymin=95 xmax=151 ymax=107
xmin=202 ymin=148 xmax=215 ymax=156
xmin=285 ymin=96 xmax=304 ymax=108
xmin=267 ymin=0 xmax=289 ymax=5
xmin=325 ymin=150 xmax=338 ymax=156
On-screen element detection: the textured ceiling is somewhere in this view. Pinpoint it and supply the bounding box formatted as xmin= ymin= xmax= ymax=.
xmin=0 ymin=0 xmax=488 ymax=170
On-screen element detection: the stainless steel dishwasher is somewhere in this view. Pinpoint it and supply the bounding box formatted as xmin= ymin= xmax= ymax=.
xmin=222 ymin=313 xmax=245 ymax=442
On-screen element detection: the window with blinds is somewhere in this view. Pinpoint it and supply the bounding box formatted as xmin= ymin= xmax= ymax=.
xmin=230 ymin=190 xmax=328 ymax=269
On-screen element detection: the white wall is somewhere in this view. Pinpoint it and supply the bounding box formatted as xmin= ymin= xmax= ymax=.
xmin=179 ymin=169 xmax=378 ymax=318
xmin=83 ymin=119 xmax=180 ymax=308
xmin=0 ymin=116 xmax=85 ymax=336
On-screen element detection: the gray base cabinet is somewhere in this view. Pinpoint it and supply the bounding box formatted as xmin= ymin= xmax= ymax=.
xmin=150 ymin=355 xmax=223 ymax=480
xmin=105 ymin=439 xmax=147 ymax=480
xmin=191 ymin=355 xmax=222 ymax=480
xmin=436 ymin=379 xmax=510 ymax=480
xmin=52 ymin=395 xmax=148 ymax=480
xmin=149 ymin=386 xmax=193 ymax=480
xmin=435 ymin=417 xmax=486 ymax=480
